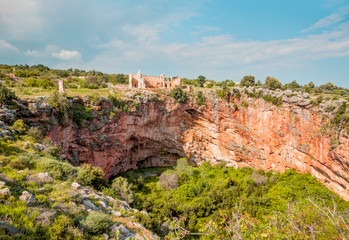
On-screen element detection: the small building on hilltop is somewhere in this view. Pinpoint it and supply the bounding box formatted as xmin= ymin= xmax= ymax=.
xmin=129 ymin=70 xmax=182 ymax=89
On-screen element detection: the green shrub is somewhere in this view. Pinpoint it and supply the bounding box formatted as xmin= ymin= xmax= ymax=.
xmin=77 ymin=164 xmax=106 ymax=190
xmin=265 ymin=76 xmax=282 ymax=90
xmin=47 ymin=91 xmax=70 ymax=124
xmin=36 ymin=194 xmax=48 ymax=204
xmin=49 ymin=215 xmax=76 ymax=240
xmin=241 ymin=102 xmax=249 ymax=108
xmin=37 ymin=158 xmax=78 ymax=180
xmin=262 ymin=95 xmax=283 ymax=106
xmin=27 ymin=127 xmax=43 ymax=142
xmin=81 ymin=212 xmax=113 ymax=235
xmin=72 ymin=105 xmax=93 ymax=127
xmin=23 ymin=78 xmax=38 ymax=87
xmin=37 ymin=78 xmax=55 ymax=89
xmin=112 ymin=177 xmax=134 ymax=204
xmin=170 ymin=86 xmax=187 ymax=103
xmin=196 ymin=91 xmax=205 ymax=106
xmin=0 ymin=83 xmax=17 ymax=104
xmin=240 ymin=75 xmax=255 ymax=87
xmin=13 ymin=119 xmax=26 ymax=134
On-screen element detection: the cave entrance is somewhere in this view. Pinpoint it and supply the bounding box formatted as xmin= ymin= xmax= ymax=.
xmin=125 ymin=135 xmax=185 ymax=170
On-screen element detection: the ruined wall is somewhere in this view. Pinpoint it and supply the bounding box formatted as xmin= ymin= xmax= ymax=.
xmin=143 ymin=76 xmax=163 ymax=88
xmin=46 ymin=94 xmax=349 ymax=201
xmin=129 ymin=74 xmax=138 ymax=88
xmin=129 ymin=71 xmax=181 ymax=89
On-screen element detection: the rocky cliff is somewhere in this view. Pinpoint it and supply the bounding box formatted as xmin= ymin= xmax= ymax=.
xmin=39 ymin=90 xmax=349 ymax=201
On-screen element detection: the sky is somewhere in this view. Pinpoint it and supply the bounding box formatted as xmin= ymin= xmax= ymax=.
xmin=0 ymin=0 xmax=349 ymax=88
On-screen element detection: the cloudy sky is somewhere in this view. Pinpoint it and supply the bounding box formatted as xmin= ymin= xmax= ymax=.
xmin=1 ymin=0 xmax=349 ymax=88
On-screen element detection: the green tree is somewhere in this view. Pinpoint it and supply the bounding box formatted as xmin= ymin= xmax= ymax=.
xmin=0 ymin=83 xmax=17 ymax=104
xmin=48 ymin=215 xmax=75 ymax=240
xmin=265 ymin=76 xmax=282 ymax=90
xmin=77 ymin=164 xmax=106 ymax=190
xmin=197 ymin=75 xmax=206 ymax=87
xmin=112 ymin=177 xmax=135 ymax=204
xmin=169 ymin=86 xmax=187 ymax=103
xmin=240 ymin=75 xmax=255 ymax=87
xmin=284 ymin=80 xmax=300 ymax=89
xmin=81 ymin=212 xmax=113 ymax=235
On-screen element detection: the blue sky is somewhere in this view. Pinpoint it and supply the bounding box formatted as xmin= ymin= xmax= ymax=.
xmin=0 ymin=0 xmax=349 ymax=88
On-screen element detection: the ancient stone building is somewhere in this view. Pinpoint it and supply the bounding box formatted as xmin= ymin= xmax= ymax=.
xmin=58 ymin=79 xmax=65 ymax=93
xmin=129 ymin=70 xmax=182 ymax=89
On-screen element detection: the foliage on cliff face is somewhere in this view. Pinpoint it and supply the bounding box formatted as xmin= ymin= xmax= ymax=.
xmin=0 ymin=118 xmax=154 ymax=239
xmin=170 ymin=86 xmax=187 ymax=103
xmin=0 ymin=83 xmax=17 ymax=104
xmin=124 ymin=160 xmax=349 ymax=239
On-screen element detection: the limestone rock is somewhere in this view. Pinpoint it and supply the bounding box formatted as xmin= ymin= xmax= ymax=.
xmin=37 ymin=172 xmax=53 ymax=182
xmin=71 ymin=182 xmax=82 ymax=190
xmin=19 ymin=191 xmax=37 ymax=205
xmin=0 ymin=187 xmax=11 ymax=196
xmin=110 ymin=223 xmax=135 ymax=239
xmin=45 ymin=94 xmax=349 ymax=202
xmin=28 ymin=102 xmax=52 ymax=114
xmin=0 ymin=222 xmax=19 ymax=234
xmin=35 ymin=210 xmax=56 ymax=225
xmin=111 ymin=210 xmax=122 ymax=217
xmin=33 ymin=143 xmax=46 ymax=151
xmin=82 ymin=199 xmax=99 ymax=211
xmin=0 ymin=107 xmax=15 ymax=123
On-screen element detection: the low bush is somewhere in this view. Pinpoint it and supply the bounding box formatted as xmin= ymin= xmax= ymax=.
xmin=196 ymin=91 xmax=205 ymax=106
xmin=77 ymin=164 xmax=106 ymax=190
xmin=112 ymin=177 xmax=134 ymax=204
xmin=49 ymin=215 xmax=82 ymax=240
xmin=37 ymin=158 xmax=78 ymax=180
xmin=81 ymin=212 xmax=113 ymax=235
xmin=0 ymin=83 xmax=17 ymax=105
xmin=72 ymin=105 xmax=93 ymax=127
xmin=170 ymin=87 xmax=187 ymax=103
xmin=262 ymin=95 xmax=283 ymax=106
xmin=27 ymin=127 xmax=43 ymax=142
xmin=13 ymin=119 xmax=26 ymax=134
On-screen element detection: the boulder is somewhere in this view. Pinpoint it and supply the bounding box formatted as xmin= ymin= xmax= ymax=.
xmin=0 ymin=222 xmax=19 ymax=234
xmin=28 ymin=102 xmax=52 ymax=114
xmin=35 ymin=210 xmax=56 ymax=225
xmin=37 ymin=172 xmax=53 ymax=182
xmin=82 ymin=199 xmax=99 ymax=211
xmin=98 ymin=200 xmax=109 ymax=209
xmin=0 ymin=187 xmax=11 ymax=196
xmin=33 ymin=143 xmax=46 ymax=151
xmin=0 ymin=108 xmax=16 ymax=123
xmin=71 ymin=182 xmax=82 ymax=190
xmin=110 ymin=223 xmax=135 ymax=239
xmin=111 ymin=210 xmax=122 ymax=217
xmin=19 ymin=191 xmax=37 ymax=205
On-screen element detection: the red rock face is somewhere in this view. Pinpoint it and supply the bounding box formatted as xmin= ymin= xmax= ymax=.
xmin=47 ymin=98 xmax=349 ymax=201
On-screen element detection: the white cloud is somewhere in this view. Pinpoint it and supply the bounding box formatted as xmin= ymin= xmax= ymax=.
xmin=0 ymin=40 xmax=19 ymax=52
xmin=85 ymin=20 xmax=349 ymax=78
xmin=302 ymin=4 xmax=349 ymax=32
xmin=0 ymin=0 xmax=45 ymax=40
xmin=52 ymin=50 xmax=81 ymax=60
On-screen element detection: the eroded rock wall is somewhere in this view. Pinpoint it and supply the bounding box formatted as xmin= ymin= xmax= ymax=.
xmin=47 ymin=97 xmax=349 ymax=201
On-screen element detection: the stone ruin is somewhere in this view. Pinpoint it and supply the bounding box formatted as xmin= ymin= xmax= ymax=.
xmin=129 ymin=70 xmax=182 ymax=89
xmin=58 ymin=79 xmax=65 ymax=93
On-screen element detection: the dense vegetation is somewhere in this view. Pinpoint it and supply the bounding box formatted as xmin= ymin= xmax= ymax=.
xmin=122 ymin=159 xmax=349 ymax=239
xmin=0 ymin=89 xmax=152 ymax=239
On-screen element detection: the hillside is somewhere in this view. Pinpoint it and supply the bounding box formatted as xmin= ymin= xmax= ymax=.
xmin=0 ymin=65 xmax=348 ymax=239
